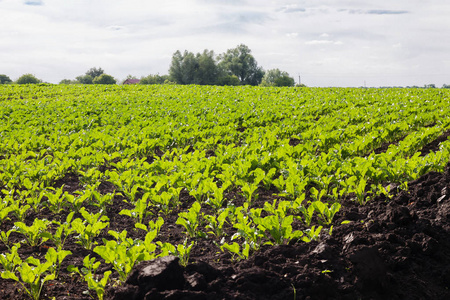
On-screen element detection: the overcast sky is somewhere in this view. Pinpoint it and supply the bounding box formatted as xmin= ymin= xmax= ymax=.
xmin=1 ymin=0 xmax=450 ymax=87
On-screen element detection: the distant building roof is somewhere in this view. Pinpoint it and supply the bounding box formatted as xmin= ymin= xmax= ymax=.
xmin=123 ymin=79 xmax=140 ymax=85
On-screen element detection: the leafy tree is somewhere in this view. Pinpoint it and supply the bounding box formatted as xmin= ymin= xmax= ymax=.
xmin=197 ymin=50 xmax=220 ymax=85
xmin=169 ymin=50 xmax=199 ymax=84
xmin=217 ymin=75 xmax=241 ymax=86
xmin=140 ymin=74 xmax=169 ymax=85
xmin=86 ymin=67 xmax=104 ymax=79
xmin=59 ymin=79 xmax=78 ymax=84
xmin=76 ymin=75 xmax=93 ymax=84
xmin=275 ymin=75 xmax=295 ymax=87
xmin=260 ymin=69 xmax=295 ymax=87
xmin=16 ymin=74 xmax=41 ymax=84
xmin=218 ymin=44 xmax=264 ymax=86
xmin=169 ymin=49 xmax=220 ymax=85
xmin=93 ymin=74 xmax=116 ymax=85
xmin=0 ymin=74 xmax=12 ymax=84
xmin=443 ymin=84 xmax=450 ymax=89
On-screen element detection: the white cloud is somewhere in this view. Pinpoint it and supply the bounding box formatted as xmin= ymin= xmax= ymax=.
xmin=0 ymin=0 xmax=450 ymax=86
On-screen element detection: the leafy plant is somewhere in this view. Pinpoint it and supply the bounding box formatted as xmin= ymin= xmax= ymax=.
xmin=13 ymin=219 xmax=50 ymax=247
xmin=301 ymin=225 xmax=323 ymax=242
xmin=71 ymin=208 xmax=109 ymax=250
xmin=93 ymin=238 xmax=154 ymax=282
xmin=176 ymin=201 xmax=206 ymax=238
xmin=135 ymin=216 xmax=164 ymax=235
xmin=220 ymin=242 xmax=250 ymax=262
xmin=311 ymin=201 xmax=341 ymax=225
xmin=45 ymin=212 xmax=75 ymax=250
xmin=254 ymin=200 xmax=303 ymax=245
xmin=68 ymin=255 xmax=111 ymax=300
xmin=204 ymin=208 xmax=230 ymax=238
xmin=0 ymin=243 xmax=22 ymax=273
xmin=231 ymin=205 xmax=264 ymax=250
xmin=1 ymin=255 xmax=56 ymax=300
xmin=44 ymin=247 xmax=72 ymax=278
xmin=120 ymin=193 xmax=151 ymax=223
xmin=158 ymin=239 xmax=195 ymax=267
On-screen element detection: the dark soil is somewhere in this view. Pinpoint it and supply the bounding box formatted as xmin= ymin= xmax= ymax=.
xmin=372 ymin=135 xmax=407 ymax=155
xmin=419 ymin=129 xmax=450 ymax=156
xmin=2 ymin=162 xmax=450 ymax=300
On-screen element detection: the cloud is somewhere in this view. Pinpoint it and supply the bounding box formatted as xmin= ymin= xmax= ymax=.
xmin=305 ymin=40 xmax=343 ymax=46
xmin=366 ymin=9 xmax=409 ymax=15
xmin=24 ymin=0 xmax=43 ymax=5
xmin=278 ymin=5 xmax=306 ymax=13
xmin=344 ymin=9 xmax=409 ymax=15
xmin=1 ymin=0 xmax=449 ymax=87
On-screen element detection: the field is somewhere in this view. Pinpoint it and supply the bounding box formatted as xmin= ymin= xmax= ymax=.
xmin=1 ymin=84 xmax=450 ymax=299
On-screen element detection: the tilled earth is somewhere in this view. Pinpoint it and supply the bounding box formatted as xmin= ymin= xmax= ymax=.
xmin=108 ymin=164 xmax=450 ymax=300
xmin=1 ymin=161 xmax=450 ymax=299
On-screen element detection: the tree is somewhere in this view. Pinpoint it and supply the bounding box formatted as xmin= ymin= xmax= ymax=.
xmin=197 ymin=50 xmax=220 ymax=85
xmin=0 ymin=74 xmax=12 ymax=84
xmin=169 ymin=49 xmax=220 ymax=85
xmin=169 ymin=50 xmax=199 ymax=84
xmin=217 ymin=75 xmax=241 ymax=86
xmin=218 ymin=44 xmax=264 ymax=85
xmin=16 ymin=74 xmax=41 ymax=84
xmin=76 ymin=75 xmax=93 ymax=84
xmin=260 ymin=69 xmax=295 ymax=87
xmin=92 ymin=74 xmax=116 ymax=84
xmin=140 ymin=74 xmax=169 ymax=85
xmin=86 ymin=67 xmax=104 ymax=79
xmin=59 ymin=79 xmax=77 ymax=84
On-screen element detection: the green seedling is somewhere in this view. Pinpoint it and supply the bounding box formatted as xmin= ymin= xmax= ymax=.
xmin=68 ymin=255 xmax=111 ymax=300
xmin=0 ymin=202 xmax=12 ymax=226
xmin=301 ymin=225 xmax=323 ymax=242
xmin=0 ymin=229 xmax=14 ymax=249
xmin=71 ymin=208 xmax=109 ymax=250
xmin=310 ymin=187 xmax=326 ymax=202
xmin=311 ymin=201 xmax=341 ymax=225
xmin=107 ymin=229 xmax=137 ymax=247
xmin=220 ymin=242 xmax=250 ymax=262
xmin=120 ymin=193 xmax=150 ymax=223
xmin=45 ymin=247 xmax=72 ymax=278
xmin=176 ymin=201 xmax=206 ymax=238
xmin=238 ymin=180 xmax=259 ymax=204
xmin=42 ymin=186 xmax=68 ymax=214
xmin=46 ymin=212 xmax=75 ymax=250
xmin=152 ymin=191 xmax=174 ymax=215
xmin=9 ymin=202 xmax=30 ymax=222
xmin=205 ymin=180 xmax=230 ymax=212
xmin=353 ymin=178 xmax=369 ymax=205
xmin=293 ymin=200 xmax=315 ymax=227
xmin=66 ymin=192 xmax=87 ymax=213
xmin=135 ymin=216 xmax=164 ymax=235
xmin=254 ymin=200 xmax=303 ymax=245
xmin=158 ymin=238 xmax=195 ymax=267
xmin=0 ymin=243 xmax=22 ymax=273
xmin=204 ymin=208 xmax=230 ymax=238
xmin=92 ymin=191 xmax=115 ymax=211
xmin=231 ymin=206 xmax=264 ymax=250
xmin=94 ymin=239 xmax=154 ymax=282
xmin=13 ymin=219 xmax=50 ymax=247
xmin=1 ymin=255 xmax=55 ymax=300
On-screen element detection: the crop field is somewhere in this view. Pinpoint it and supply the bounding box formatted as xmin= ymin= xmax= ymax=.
xmin=1 ymin=84 xmax=450 ymax=299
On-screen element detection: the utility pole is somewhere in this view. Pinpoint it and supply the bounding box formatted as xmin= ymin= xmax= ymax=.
xmin=298 ymin=73 xmax=301 ymax=85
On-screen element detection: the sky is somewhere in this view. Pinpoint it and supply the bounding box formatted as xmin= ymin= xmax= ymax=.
xmin=1 ymin=0 xmax=450 ymax=87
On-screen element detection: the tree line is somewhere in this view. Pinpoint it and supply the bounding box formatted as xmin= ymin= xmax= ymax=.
xmin=0 ymin=44 xmax=298 ymax=87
